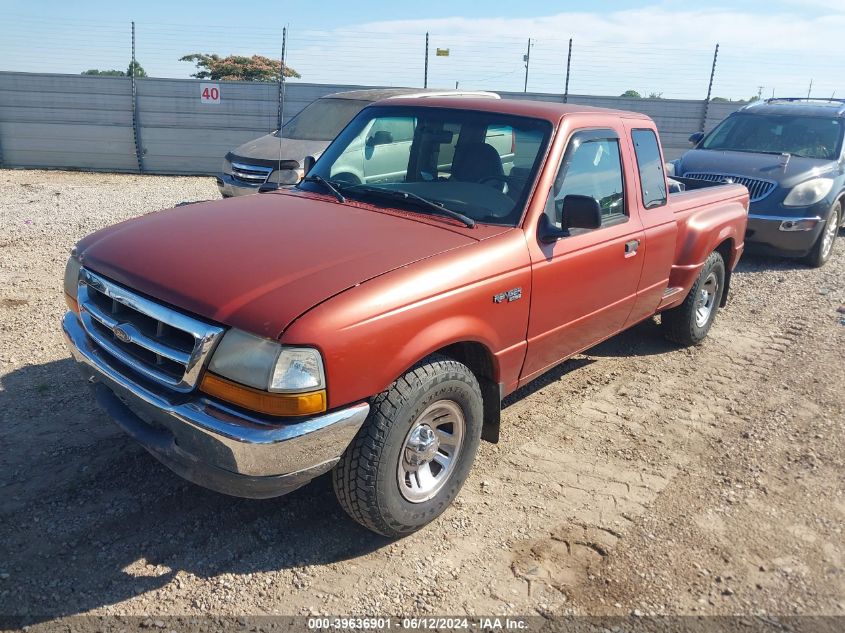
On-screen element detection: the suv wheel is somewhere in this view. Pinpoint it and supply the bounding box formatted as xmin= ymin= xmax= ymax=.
xmin=333 ymin=355 xmax=483 ymax=537
xmin=804 ymin=201 xmax=840 ymax=268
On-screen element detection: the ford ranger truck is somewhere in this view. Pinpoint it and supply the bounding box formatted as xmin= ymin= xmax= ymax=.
xmin=62 ymin=98 xmax=749 ymax=537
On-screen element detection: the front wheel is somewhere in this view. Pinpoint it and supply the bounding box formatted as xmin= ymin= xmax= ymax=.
xmin=333 ymin=355 xmax=483 ymax=537
xmin=662 ymin=250 xmax=726 ymax=346
xmin=804 ymin=201 xmax=840 ymax=268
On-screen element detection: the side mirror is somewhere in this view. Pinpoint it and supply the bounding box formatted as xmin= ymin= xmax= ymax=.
xmin=539 ymin=195 xmax=603 ymax=243
xmin=558 ymin=194 xmax=602 ymax=230
xmin=689 ymin=131 xmax=705 ymax=146
xmin=366 ymin=130 xmax=394 ymax=147
xmin=538 ymin=214 xmax=567 ymax=243
xmin=258 ymin=168 xmax=300 ymax=193
xmin=303 ymin=155 xmax=316 ymax=176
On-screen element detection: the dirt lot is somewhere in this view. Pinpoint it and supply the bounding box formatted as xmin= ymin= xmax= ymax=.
xmin=1 ymin=169 xmax=843 ymax=625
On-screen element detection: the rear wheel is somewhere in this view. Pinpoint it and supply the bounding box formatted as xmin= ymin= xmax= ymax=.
xmin=333 ymin=355 xmax=483 ymax=537
xmin=662 ymin=250 xmax=726 ymax=346
xmin=804 ymin=201 xmax=840 ymax=268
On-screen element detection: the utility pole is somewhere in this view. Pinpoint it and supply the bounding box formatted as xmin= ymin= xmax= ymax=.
xmin=424 ymin=32 xmax=429 ymax=89
xmin=523 ymin=38 xmax=531 ymax=93
xmin=563 ymin=38 xmax=572 ymax=103
xmin=699 ymin=43 xmax=719 ymax=132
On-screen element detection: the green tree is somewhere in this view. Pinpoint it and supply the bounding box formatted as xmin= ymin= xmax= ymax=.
xmin=710 ymin=96 xmax=730 ymax=103
xmin=127 ymin=60 xmax=147 ymax=77
xmin=179 ymin=53 xmax=300 ymax=81
xmin=620 ymin=90 xmax=642 ymax=98
xmin=82 ymin=69 xmax=125 ymax=76
xmin=647 ymin=91 xmax=663 ymax=99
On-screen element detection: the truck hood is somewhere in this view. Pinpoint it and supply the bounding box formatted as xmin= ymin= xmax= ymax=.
xmin=675 ymin=149 xmax=837 ymax=189
xmin=76 ymin=191 xmax=477 ymax=338
xmin=228 ymin=133 xmax=328 ymax=167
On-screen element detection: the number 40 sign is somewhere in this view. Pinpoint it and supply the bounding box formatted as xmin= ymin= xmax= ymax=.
xmin=200 ymin=83 xmax=220 ymax=104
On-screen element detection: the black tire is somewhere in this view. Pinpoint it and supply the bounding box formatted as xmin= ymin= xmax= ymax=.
xmin=803 ymin=201 xmax=840 ymax=268
xmin=333 ymin=355 xmax=483 ymax=537
xmin=662 ymin=250 xmax=726 ymax=346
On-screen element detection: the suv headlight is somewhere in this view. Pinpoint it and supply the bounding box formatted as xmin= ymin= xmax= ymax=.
xmin=783 ymin=178 xmax=834 ymax=207
xmin=64 ymin=249 xmax=81 ymax=313
xmin=201 ymin=328 xmax=326 ymax=416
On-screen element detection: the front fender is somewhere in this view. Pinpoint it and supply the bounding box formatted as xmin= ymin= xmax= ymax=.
xmin=281 ymin=230 xmax=533 ymax=409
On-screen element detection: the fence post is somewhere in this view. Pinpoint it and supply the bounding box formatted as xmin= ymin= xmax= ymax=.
xmin=700 ymin=43 xmax=719 ymax=132
xmin=277 ymin=27 xmax=287 ymax=132
xmin=563 ymin=38 xmax=572 ymax=103
xmin=523 ymin=38 xmax=531 ymax=92
xmin=424 ymin=32 xmax=429 ymax=89
xmin=130 ymin=21 xmax=144 ymax=173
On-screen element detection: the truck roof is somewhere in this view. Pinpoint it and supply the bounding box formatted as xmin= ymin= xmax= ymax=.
xmin=326 ymin=88 xmax=500 ymax=101
xmin=371 ymin=96 xmax=655 ymax=124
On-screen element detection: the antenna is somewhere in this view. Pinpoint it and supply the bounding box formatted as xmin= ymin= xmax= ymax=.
xmin=277 ymin=26 xmax=288 ymax=174
xmin=807 ymin=78 xmax=813 ymax=100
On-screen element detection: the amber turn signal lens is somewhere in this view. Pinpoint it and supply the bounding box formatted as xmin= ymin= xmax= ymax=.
xmin=65 ymin=293 xmax=80 ymax=315
xmin=199 ymin=372 xmax=326 ymax=417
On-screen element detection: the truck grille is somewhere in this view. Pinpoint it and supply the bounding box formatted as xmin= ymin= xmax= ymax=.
xmin=231 ymin=161 xmax=273 ymax=186
xmin=77 ymin=268 xmax=224 ymax=392
xmin=683 ymin=172 xmax=776 ymax=203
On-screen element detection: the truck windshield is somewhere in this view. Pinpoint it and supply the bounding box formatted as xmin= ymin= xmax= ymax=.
xmin=701 ymin=113 xmax=843 ymax=159
xmin=298 ymin=105 xmax=552 ymax=226
xmin=278 ymin=98 xmax=371 ymax=141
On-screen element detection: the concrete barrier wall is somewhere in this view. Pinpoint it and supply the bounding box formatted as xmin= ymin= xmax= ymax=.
xmin=0 ymin=71 xmax=743 ymax=174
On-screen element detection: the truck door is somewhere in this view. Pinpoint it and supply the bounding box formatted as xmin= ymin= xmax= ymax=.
xmin=621 ymin=124 xmax=678 ymax=325
xmin=521 ymin=127 xmax=645 ymax=384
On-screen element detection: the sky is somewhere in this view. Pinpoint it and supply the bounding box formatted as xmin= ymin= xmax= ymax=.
xmin=1 ymin=0 xmax=843 ymax=100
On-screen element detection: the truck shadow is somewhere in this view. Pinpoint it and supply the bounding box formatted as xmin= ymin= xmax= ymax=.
xmin=0 ymin=359 xmax=388 ymax=625
xmin=0 ymin=299 xmax=751 ymax=624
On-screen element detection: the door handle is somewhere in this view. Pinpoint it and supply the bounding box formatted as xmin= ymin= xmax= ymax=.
xmin=625 ymin=239 xmax=640 ymax=257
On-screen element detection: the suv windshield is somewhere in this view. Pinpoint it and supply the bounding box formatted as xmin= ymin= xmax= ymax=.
xmin=278 ymin=98 xmax=371 ymax=141
xmin=701 ymin=113 xmax=843 ymax=159
xmin=298 ymin=105 xmax=552 ymax=226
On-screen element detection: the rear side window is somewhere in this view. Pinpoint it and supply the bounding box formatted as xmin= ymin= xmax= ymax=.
xmin=632 ymin=129 xmax=667 ymax=208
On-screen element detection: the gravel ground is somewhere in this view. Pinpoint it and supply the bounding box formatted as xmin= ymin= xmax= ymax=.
xmin=0 ymin=169 xmax=843 ymax=626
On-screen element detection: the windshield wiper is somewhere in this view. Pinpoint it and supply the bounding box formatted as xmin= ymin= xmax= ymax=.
xmin=303 ymin=176 xmax=346 ymax=203
xmin=340 ymin=184 xmax=476 ymax=228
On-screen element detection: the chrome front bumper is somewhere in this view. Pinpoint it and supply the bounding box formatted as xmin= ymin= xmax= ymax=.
xmin=63 ymin=312 xmax=369 ymax=498
xmin=216 ymin=173 xmax=260 ymax=198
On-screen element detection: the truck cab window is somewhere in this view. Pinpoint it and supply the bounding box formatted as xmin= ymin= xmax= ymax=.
xmin=632 ymin=129 xmax=667 ymax=208
xmin=546 ymin=135 xmax=626 ymax=230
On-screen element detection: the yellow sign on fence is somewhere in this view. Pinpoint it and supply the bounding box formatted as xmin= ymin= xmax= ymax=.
xmin=436 ymin=48 xmax=450 ymax=57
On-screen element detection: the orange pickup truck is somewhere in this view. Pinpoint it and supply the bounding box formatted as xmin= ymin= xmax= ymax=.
xmin=62 ymin=98 xmax=749 ymax=536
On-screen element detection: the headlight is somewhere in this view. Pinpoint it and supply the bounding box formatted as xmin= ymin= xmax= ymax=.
xmin=783 ymin=178 xmax=834 ymax=207
xmin=63 ymin=249 xmax=81 ymax=313
xmin=265 ymin=168 xmax=302 ymax=185
xmin=202 ymin=328 xmax=326 ymax=416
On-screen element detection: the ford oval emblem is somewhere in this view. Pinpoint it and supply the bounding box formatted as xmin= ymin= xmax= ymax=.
xmin=112 ymin=324 xmax=132 ymax=343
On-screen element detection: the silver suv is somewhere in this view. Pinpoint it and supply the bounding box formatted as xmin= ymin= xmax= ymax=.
xmin=217 ymin=88 xmax=500 ymax=197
